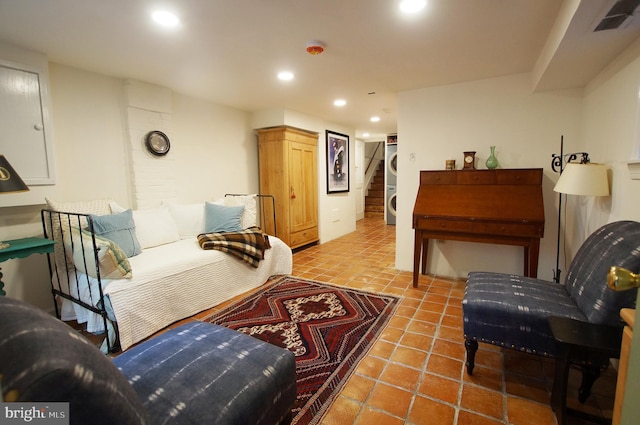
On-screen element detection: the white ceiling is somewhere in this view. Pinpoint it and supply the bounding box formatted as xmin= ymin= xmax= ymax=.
xmin=1 ymin=0 xmax=639 ymax=140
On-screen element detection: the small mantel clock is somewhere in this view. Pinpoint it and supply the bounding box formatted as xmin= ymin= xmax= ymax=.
xmin=463 ymin=151 xmax=476 ymax=170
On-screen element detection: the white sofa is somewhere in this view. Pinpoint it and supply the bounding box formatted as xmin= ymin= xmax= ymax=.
xmin=43 ymin=196 xmax=292 ymax=351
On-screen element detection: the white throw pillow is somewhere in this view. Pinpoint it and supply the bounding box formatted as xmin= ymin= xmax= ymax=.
xmin=45 ymin=197 xmax=113 ymax=216
xmin=132 ymin=206 xmax=181 ymax=249
xmin=223 ymin=195 xmax=257 ymax=229
xmin=109 ymin=201 xmax=126 ymax=214
xmin=164 ymin=202 xmax=205 ymax=239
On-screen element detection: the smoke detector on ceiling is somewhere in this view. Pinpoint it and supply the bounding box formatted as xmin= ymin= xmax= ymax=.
xmin=306 ymin=41 xmax=325 ymax=55
xmin=593 ymin=0 xmax=640 ymax=32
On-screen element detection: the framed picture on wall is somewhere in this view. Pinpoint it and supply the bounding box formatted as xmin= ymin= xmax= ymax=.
xmin=326 ymin=130 xmax=350 ymax=194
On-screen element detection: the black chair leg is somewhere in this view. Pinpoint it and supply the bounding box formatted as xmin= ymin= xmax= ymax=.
xmin=465 ymin=339 xmax=478 ymax=375
xmin=578 ymin=362 xmax=606 ymax=403
xmin=551 ymin=344 xmax=571 ymax=425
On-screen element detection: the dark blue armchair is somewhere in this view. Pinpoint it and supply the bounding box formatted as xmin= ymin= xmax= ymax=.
xmin=0 ymin=296 xmax=297 ymax=425
xmin=462 ymin=220 xmax=640 ymax=402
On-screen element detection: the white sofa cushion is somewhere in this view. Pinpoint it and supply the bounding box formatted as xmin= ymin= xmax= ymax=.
xmin=223 ymin=195 xmax=257 ymax=229
xmin=133 ymin=206 xmax=180 ymax=249
xmin=165 ymin=202 xmax=205 ymax=239
xmin=45 ymin=197 xmax=114 ymax=217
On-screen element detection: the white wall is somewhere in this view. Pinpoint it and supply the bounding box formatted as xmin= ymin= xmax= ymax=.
xmin=171 ymin=92 xmax=257 ymax=201
xmin=49 ymin=65 xmax=133 ymax=206
xmin=353 ymin=139 xmax=363 ymax=220
xmin=579 ymin=41 xmax=640 ymax=229
xmin=396 ymin=73 xmax=583 ymax=280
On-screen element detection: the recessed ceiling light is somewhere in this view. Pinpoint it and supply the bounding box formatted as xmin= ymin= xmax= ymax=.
xmin=363 ymin=133 xmax=370 ymax=138
xmin=370 ymin=116 xmax=381 ymax=122
xmin=334 ymin=99 xmax=346 ymax=107
xmin=277 ymin=71 xmax=294 ymax=81
xmin=400 ymin=0 xmax=427 ymax=14
xmin=152 ymin=10 xmax=180 ymax=27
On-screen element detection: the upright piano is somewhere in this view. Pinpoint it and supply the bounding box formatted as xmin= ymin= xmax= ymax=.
xmin=412 ymin=168 xmax=545 ymax=287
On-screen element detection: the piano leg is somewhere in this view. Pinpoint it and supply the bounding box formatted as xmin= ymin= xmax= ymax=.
xmin=527 ymin=238 xmax=540 ymax=278
xmin=421 ymin=238 xmax=429 ymax=275
xmin=413 ymin=230 xmax=425 ymax=287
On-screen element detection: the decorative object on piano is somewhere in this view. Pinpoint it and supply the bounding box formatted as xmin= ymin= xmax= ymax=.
xmin=550 ymin=135 xmax=610 ymax=283
xmin=485 ymin=146 xmax=499 ymax=169
xmin=445 ymin=159 xmax=456 ymax=170
xmin=0 ymin=154 xmax=30 ymax=250
xmin=326 ymin=130 xmax=350 ymax=193
xmin=463 ymin=151 xmax=476 ymax=169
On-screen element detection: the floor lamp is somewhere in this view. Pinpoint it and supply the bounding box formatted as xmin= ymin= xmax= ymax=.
xmin=552 ymin=162 xmax=609 ymax=283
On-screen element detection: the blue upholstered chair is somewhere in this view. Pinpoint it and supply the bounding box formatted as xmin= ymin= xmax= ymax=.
xmin=0 ymin=296 xmax=296 ymax=425
xmin=463 ymin=221 xmax=640 ymax=400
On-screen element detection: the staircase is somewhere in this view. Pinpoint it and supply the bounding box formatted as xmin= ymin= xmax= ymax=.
xmin=364 ymin=161 xmax=385 ymax=219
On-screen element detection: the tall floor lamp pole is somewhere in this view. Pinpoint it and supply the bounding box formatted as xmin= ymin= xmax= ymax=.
xmin=551 ymin=138 xmax=609 ymax=283
xmin=552 ymin=137 xmax=565 ymax=283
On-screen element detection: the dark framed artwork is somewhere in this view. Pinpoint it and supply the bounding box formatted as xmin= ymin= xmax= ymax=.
xmin=326 ymin=130 xmax=349 ymax=193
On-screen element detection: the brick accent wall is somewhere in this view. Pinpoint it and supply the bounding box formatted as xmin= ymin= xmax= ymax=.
xmin=124 ymin=80 xmax=177 ymax=209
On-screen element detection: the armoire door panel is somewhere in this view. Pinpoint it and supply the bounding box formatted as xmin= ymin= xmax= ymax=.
xmin=289 ymin=142 xmax=316 ymax=233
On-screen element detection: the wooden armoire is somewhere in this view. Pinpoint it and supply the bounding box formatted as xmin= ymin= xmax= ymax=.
xmin=257 ymin=126 xmax=319 ymax=249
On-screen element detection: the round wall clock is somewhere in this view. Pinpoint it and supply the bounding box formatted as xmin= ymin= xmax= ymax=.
xmin=145 ymin=130 xmax=171 ymax=156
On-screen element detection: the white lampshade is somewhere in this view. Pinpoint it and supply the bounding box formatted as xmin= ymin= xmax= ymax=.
xmin=553 ymin=163 xmax=609 ymax=196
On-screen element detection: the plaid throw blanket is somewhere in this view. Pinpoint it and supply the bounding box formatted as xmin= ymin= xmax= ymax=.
xmin=197 ymin=227 xmax=271 ymax=268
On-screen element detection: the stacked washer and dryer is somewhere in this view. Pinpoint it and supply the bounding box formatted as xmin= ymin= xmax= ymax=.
xmin=385 ymin=134 xmax=398 ymax=225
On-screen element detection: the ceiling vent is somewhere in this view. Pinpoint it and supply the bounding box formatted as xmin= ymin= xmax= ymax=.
xmin=594 ymin=0 xmax=640 ymax=31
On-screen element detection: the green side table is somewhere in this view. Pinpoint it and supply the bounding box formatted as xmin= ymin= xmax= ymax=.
xmin=0 ymin=237 xmax=55 ymax=296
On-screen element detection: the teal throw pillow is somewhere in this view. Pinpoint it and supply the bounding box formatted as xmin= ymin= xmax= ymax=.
xmin=90 ymin=209 xmax=142 ymax=257
xmin=204 ymin=202 xmax=244 ymax=233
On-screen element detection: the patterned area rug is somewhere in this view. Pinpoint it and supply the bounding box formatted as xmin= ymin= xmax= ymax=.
xmin=202 ymin=276 xmax=400 ymax=425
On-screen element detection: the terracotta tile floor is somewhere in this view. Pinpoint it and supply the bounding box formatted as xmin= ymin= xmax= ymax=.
xmin=149 ymin=216 xmax=617 ymax=425
xmin=288 ymin=217 xmax=617 ymax=425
